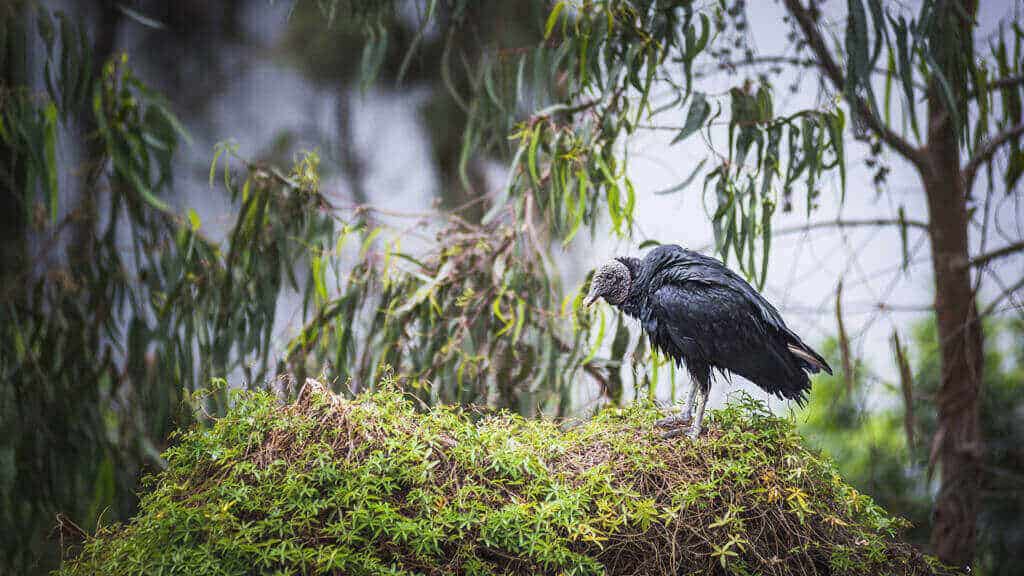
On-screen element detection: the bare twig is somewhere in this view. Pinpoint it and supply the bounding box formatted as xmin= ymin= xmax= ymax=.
xmin=771 ymin=217 xmax=930 ymax=237
xmin=694 ymin=217 xmax=929 ymax=253
xmin=968 ymin=73 xmax=1024 ymax=97
xmin=962 ymin=121 xmax=1024 ymax=192
xmin=959 ymin=239 xmax=1024 ymax=270
xmin=699 ymin=55 xmax=923 ymax=90
xmin=979 ymin=274 xmax=1024 ymax=319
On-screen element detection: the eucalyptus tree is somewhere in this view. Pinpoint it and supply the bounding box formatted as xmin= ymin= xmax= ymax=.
xmin=736 ymin=1 xmax=1022 ymax=566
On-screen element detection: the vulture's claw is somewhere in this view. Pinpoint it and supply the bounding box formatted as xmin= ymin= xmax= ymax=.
xmin=654 ymin=412 xmax=691 ymax=428
xmin=659 ymin=428 xmax=687 ymax=439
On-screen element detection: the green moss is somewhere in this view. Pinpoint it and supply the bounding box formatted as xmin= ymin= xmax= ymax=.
xmin=58 ymin=381 xmax=957 ymax=576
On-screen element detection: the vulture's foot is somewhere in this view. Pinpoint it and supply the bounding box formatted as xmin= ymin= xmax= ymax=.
xmin=660 ymin=427 xmax=687 ymax=439
xmin=654 ymin=412 xmax=692 ymax=429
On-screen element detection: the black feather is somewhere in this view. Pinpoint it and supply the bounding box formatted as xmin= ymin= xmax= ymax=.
xmin=615 ymin=245 xmax=831 ymax=406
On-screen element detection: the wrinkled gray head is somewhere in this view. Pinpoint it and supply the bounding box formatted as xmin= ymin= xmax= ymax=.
xmin=583 ymin=259 xmax=632 ymax=307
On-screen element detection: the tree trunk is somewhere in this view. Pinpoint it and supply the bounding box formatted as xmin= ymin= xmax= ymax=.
xmin=923 ymin=2 xmax=982 ymax=568
xmin=922 ymin=122 xmax=983 ymax=570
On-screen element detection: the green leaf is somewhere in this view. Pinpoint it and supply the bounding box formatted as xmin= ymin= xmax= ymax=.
xmin=544 ymin=1 xmax=565 ymax=40
xmin=671 ymin=92 xmax=709 ymax=144
xmin=396 ymin=0 xmax=436 ymax=84
xmin=898 ymin=206 xmax=910 ymax=272
xmin=624 ymin=177 xmax=636 ymax=226
xmin=655 ymin=158 xmax=706 ymax=195
xmin=635 ymin=44 xmax=657 ymax=124
xmin=360 ymin=226 xmax=383 ymax=259
xmin=397 ymin=260 xmax=455 ymax=316
xmin=884 ymin=49 xmax=895 ymax=125
xmin=210 ymin=145 xmax=224 ymax=188
xmin=187 ymin=208 xmax=201 ymax=231
xmin=580 ymin=309 xmax=606 ymax=366
xmin=845 ymin=0 xmax=875 ymax=113
xmin=755 ymin=84 xmax=773 ymax=122
xmin=865 ymin=0 xmax=887 ymax=66
xmin=826 ymin=110 xmax=847 ymax=201
xmin=129 ymin=169 xmax=171 ymax=212
xmin=759 ymin=197 xmax=773 ymax=291
xmin=563 ymin=168 xmax=588 ymax=246
xmin=890 ymin=15 xmax=919 ymax=139
xmin=1006 ymin=150 xmax=1024 ymax=193
xmin=43 ymin=102 xmax=59 ymax=225
xmin=116 ymin=4 xmax=166 ymax=29
xmin=512 ymin=298 xmax=526 ymax=344
xmin=312 ymin=255 xmax=328 ymax=303
xmin=527 ymin=122 xmax=542 ymax=186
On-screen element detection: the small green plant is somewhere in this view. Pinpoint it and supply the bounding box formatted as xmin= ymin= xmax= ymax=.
xmin=59 ymin=381 xmax=956 ymax=576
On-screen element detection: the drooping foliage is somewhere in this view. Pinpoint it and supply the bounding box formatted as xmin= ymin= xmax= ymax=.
xmin=59 ymin=381 xmax=956 ymax=576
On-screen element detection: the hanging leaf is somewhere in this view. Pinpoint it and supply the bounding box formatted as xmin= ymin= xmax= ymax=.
xmin=42 ymin=103 xmax=59 ymax=225
xmin=826 ymin=110 xmax=847 ymax=200
xmin=898 ymin=206 xmax=910 ymax=271
xmin=655 ymin=158 xmax=706 ymax=195
xmin=891 ymin=330 xmax=916 ymax=449
xmin=670 ymin=92 xmax=709 ymax=144
xmin=544 ymin=1 xmax=565 ymax=40
xmin=890 ymin=15 xmax=919 ymax=139
xmin=845 ymin=0 xmax=877 ymax=115
xmin=116 ymin=4 xmax=166 ymax=30
xmin=835 ymin=280 xmax=854 ymax=394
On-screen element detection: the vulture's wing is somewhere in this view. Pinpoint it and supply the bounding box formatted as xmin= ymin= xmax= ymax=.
xmin=646 ymin=278 xmax=812 ymax=402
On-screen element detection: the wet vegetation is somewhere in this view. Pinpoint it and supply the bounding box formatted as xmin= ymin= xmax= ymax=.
xmin=60 ymin=381 xmax=954 ymax=576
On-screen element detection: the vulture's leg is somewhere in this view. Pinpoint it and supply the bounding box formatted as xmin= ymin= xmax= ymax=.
xmin=686 ymin=387 xmax=709 ymax=439
xmin=655 ymin=383 xmax=696 ymax=428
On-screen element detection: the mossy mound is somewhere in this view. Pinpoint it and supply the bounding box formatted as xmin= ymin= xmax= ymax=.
xmin=59 ymin=380 xmax=953 ymax=576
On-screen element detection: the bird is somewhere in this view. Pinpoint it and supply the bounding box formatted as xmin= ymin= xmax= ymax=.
xmin=582 ymin=244 xmax=831 ymax=439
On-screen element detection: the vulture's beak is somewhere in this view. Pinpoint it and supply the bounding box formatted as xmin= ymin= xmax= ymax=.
xmin=582 ymin=288 xmax=599 ymax=307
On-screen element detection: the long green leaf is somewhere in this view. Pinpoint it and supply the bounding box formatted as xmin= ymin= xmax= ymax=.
xmin=43 ymin=102 xmax=58 ymax=224
xmin=544 ymin=1 xmax=565 ymax=40
xmin=671 ymin=92 xmax=709 ymax=144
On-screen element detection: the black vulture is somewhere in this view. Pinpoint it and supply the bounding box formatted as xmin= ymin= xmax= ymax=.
xmin=583 ymin=244 xmax=831 ymax=439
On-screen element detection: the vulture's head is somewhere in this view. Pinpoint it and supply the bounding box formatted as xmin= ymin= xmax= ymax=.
xmin=583 ymin=259 xmax=632 ymax=307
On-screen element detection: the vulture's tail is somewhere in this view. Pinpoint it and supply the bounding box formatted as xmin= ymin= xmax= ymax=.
xmin=785 ymin=333 xmax=832 ymax=375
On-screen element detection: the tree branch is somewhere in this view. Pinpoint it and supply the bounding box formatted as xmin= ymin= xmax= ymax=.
xmin=694 ymin=217 xmax=930 ymax=253
xmin=968 ymin=74 xmax=1024 ymax=97
xmin=699 ymin=55 xmax=924 ymax=90
xmin=782 ymin=0 xmax=927 ymax=170
xmin=961 ymin=239 xmax=1024 ymax=270
xmin=962 ymin=121 xmax=1024 ymax=192
xmin=979 ymin=274 xmax=1024 ymax=320
xmin=771 ymin=217 xmax=930 ymax=237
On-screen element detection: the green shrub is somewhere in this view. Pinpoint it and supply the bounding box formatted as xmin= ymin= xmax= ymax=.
xmin=58 ymin=381 xmax=956 ymax=576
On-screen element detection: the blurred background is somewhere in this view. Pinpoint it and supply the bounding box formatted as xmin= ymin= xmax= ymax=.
xmin=2 ymin=0 xmax=1022 ymax=574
